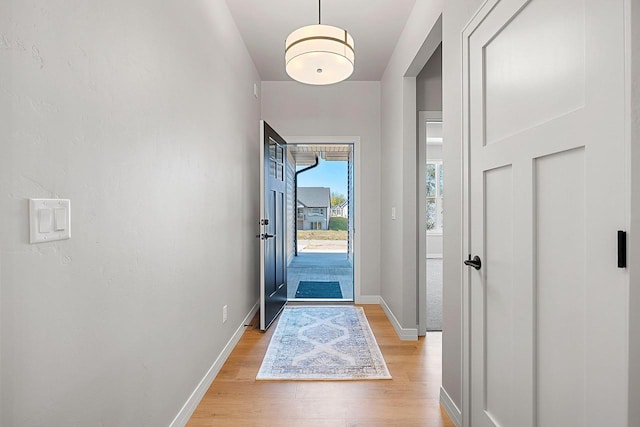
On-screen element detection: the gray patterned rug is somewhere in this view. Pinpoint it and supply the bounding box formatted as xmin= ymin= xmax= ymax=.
xmin=256 ymin=306 xmax=391 ymax=380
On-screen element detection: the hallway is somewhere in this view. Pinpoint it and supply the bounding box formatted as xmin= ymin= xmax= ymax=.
xmin=187 ymin=304 xmax=454 ymax=426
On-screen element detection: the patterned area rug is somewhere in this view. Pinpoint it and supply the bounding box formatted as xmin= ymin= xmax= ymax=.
xmin=256 ymin=306 xmax=391 ymax=380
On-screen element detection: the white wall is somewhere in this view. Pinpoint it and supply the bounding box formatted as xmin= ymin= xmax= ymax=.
xmin=379 ymin=0 xmax=442 ymax=332
xmin=261 ymin=81 xmax=381 ymax=298
xmin=0 ymin=1 xmax=261 ymax=425
xmin=417 ymin=44 xmax=443 ymax=112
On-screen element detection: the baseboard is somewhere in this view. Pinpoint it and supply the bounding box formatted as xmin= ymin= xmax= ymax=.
xmin=356 ymin=294 xmax=381 ymax=304
xmin=169 ymin=300 xmax=260 ymax=427
xmin=379 ymin=297 xmax=418 ymax=341
xmin=440 ymin=386 xmax=462 ymax=427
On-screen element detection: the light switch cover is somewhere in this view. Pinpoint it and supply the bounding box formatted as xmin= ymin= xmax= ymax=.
xmin=38 ymin=208 xmax=52 ymax=233
xmin=30 ymin=199 xmax=71 ymax=243
xmin=54 ymin=208 xmax=66 ymax=231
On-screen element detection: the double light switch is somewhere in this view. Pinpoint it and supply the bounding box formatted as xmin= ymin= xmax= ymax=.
xmin=29 ymin=199 xmax=71 ymax=243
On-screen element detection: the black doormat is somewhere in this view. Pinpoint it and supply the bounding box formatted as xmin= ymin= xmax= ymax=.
xmin=295 ymin=281 xmax=343 ymax=298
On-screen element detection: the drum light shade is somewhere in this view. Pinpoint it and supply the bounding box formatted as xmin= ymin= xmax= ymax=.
xmin=285 ymin=24 xmax=355 ymax=85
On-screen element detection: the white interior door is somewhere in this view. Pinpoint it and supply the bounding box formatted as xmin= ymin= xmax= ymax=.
xmin=463 ymin=0 xmax=628 ymax=426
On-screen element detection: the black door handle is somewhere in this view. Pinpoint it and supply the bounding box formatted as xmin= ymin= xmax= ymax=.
xmin=464 ymin=255 xmax=482 ymax=270
xmin=263 ymin=233 xmax=275 ymax=240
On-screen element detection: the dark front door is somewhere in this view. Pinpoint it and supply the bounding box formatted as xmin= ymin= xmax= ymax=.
xmin=259 ymin=121 xmax=287 ymax=330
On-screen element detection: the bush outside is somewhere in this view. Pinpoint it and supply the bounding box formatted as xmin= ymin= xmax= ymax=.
xmin=329 ymin=217 xmax=348 ymax=231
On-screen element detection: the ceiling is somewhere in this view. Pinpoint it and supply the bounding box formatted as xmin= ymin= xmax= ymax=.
xmin=288 ymin=144 xmax=352 ymax=166
xmin=225 ymin=0 xmax=417 ymax=81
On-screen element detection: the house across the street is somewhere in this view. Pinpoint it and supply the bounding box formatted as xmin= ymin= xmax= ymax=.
xmin=297 ymin=187 xmax=331 ymax=230
xmin=330 ymin=200 xmax=348 ymax=218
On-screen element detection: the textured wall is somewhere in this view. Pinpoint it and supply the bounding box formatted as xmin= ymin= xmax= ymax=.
xmin=0 ymin=1 xmax=261 ymax=425
xmin=379 ymin=1 xmax=442 ymax=330
xmin=417 ymin=44 xmax=443 ymax=112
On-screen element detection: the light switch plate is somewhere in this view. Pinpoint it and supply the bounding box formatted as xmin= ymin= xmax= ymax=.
xmin=29 ymin=199 xmax=71 ymax=243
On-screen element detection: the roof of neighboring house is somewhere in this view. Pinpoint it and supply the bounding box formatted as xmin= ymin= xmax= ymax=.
xmin=297 ymin=187 xmax=331 ymax=208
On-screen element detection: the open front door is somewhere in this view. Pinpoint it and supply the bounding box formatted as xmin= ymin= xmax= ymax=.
xmin=259 ymin=121 xmax=287 ymax=330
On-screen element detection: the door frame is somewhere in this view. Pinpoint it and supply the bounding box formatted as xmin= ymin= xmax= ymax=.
xmin=461 ymin=7 xmax=484 ymax=424
xmin=418 ymin=110 xmax=443 ymax=336
xmin=283 ymin=135 xmax=363 ymax=303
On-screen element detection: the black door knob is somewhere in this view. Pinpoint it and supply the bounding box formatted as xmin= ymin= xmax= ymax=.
xmin=464 ymin=255 xmax=482 ymax=270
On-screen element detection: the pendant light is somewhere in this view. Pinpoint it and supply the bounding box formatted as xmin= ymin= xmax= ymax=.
xmin=285 ymin=0 xmax=355 ymax=85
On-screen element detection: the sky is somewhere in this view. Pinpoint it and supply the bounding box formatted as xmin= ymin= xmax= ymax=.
xmin=296 ymin=158 xmax=348 ymax=196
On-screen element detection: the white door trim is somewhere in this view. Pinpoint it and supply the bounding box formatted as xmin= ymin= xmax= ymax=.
xmin=283 ymin=135 xmax=362 ymax=303
xmin=625 ymin=0 xmax=639 ymax=424
xmin=461 ymin=5 xmax=499 ymax=423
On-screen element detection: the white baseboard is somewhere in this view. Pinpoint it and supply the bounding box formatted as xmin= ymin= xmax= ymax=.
xmin=356 ymin=294 xmax=381 ymax=304
xmin=440 ymin=386 xmax=462 ymax=427
xmin=169 ymin=300 xmax=260 ymax=427
xmin=380 ymin=297 xmax=418 ymax=341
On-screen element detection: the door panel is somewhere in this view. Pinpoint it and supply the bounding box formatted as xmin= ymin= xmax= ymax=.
xmin=483 ymin=0 xmax=586 ymax=144
xmin=484 ymin=165 xmax=515 ymax=427
xmin=535 ymin=148 xmax=586 ymax=426
xmin=464 ymin=0 xmax=627 ymax=426
xmin=260 ymin=121 xmax=287 ymax=331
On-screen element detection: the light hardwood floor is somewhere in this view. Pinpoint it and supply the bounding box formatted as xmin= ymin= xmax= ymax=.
xmin=187 ymin=304 xmax=455 ymax=427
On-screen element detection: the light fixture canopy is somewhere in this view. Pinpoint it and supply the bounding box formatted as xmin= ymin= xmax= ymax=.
xmin=285 ymin=2 xmax=355 ymax=85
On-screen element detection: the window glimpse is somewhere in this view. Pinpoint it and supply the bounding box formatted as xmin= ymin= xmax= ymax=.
xmin=426 ymin=160 xmax=444 ymax=233
xmin=268 ymin=138 xmax=285 ymax=182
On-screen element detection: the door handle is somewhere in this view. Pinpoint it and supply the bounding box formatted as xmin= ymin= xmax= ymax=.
xmin=256 ymin=233 xmax=275 ymax=240
xmin=464 ymin=255 xmax=482 ymax=270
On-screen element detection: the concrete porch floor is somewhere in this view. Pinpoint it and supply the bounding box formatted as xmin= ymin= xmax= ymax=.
xmin=287 ymin=252 xmax=354 ymax=301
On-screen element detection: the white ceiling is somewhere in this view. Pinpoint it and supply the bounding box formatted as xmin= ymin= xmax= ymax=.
xmin=225 ymin=0 xmax=417 ymax=81
xmin=288 ymin=144 xmax=352 ymax=165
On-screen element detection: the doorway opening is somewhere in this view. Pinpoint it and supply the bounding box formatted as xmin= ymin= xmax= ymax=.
xmin=285 ymin=143 xmax=355 ymax=301
xmin=418 ymin=111 xmax=444 ymax=334
xmin=425 ymin=116 xmax=443 ymax=331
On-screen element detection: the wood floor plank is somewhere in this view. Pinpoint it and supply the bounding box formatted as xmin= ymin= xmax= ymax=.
xmin=187 ymin=304 xmax=454 ymax=426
